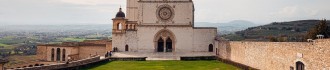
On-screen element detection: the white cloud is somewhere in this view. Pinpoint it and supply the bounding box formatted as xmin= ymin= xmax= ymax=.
xmin=271 ymin=6 xmax=320 ymax=18
xmin=305 ymin=9 xmax=319 ymax=16
xmin=58 ymin=0 xmax=124 ymax=5
xmin=271 ymin=6 xmax=298 ymax=17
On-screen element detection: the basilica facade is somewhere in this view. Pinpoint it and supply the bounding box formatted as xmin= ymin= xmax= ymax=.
xmin=112 ymin=0 xmax=217 ymax=53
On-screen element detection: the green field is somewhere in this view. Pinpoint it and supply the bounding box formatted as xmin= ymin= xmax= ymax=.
xmin=82 ymin=60 xmax=240 ymax=70
xmin=60 ymin=38 xmax=86 ymax=42
xmin=0 ymin=43 xmax=13 ymax=49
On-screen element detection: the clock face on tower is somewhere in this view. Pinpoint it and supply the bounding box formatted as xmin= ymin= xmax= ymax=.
xmin=157 ymin=4 xmax=174 ymax=22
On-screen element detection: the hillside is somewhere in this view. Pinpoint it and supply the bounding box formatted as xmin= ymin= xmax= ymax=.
xmin=195 ymin=20 xmax=260 ymax=35
xmin=223 ymin=20 xmax=330 ymax=41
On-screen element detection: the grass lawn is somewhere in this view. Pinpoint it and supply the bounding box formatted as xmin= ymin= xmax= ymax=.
xmin=82 ymin=60 xmax=240 ymax=70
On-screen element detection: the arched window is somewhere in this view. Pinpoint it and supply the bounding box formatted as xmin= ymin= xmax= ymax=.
xmin=56 ymin=48 xmax=61 ymax=61
xmin=296 ymin=61 xmax=305 ymax=70
xmin=62 ymin=49 xmax=66 ymax=61
xmin=117 ymin=23 xmax=122 ymax=30
xmin=125 ymin=45 xmax=129 ymax=51
xmin=209 ymin=44 xmax=213 ymax=52
xmin=166 ymin=38 xmax=173 ymax=52
xmin=157 ymin=38 xmax=164 ymax=52
xmin=216 ymin=48 xmax=218 ymax=55
xmin=51 ymin=48 xmax=55 ymax=61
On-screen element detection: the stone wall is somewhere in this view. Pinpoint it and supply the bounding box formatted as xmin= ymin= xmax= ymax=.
xmin=0 ymin=64 xmax=3 ymax=70
xmin=193 ymin=28 xmax=217 ymax=52
xmin=36 ymin=40 xmax=110 ymax=61
xmin=79 ymin=46 xmax=106 ymax=59
xmin=45 ymin=46 xmax=77 ymax=62
xmin=9 ymin=56 xmax=102 ymax=70
xmin=83 ymin=40 xmax=113 ymax=52
xmin=217 ymin=39 xmax=330 ymax=70
xmin=138 ymin=0 xmax=194 ymax=25
xmin=36 ymin=46 xmax=47 ymax=61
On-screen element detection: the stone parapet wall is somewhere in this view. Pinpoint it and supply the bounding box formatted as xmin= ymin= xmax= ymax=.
xmin=8 ymin=56 xmax=101 ymax=70
xmin=218 ymin=39 xmax=330 ymax=70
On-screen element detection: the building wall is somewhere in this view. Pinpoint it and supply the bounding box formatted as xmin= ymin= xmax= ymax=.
xmin=78 ymin=46 xmax=106 ymax=59
xmin=138 ymin=1 xmax=194 ymax=25
xmin=218 ymin=39 xmax=330 ymax=70
xmin=112 ymin=31 xmax=138 ymax=52
xmin=113 ymin=0 xmax=216 ymax=54
xmin=193 ymin=28 xmax=217 ymax=52
xmin=36 ymin=46 xmax=47 ymax=61
xmin=0 ymin=64 xmax=3 ymax=70
xmin=136 ymin=26 xmax=194 ymax=52
xmin=126 ymin=0 xmax=139 ymax=21
xmin=45 ymin=47 xmax=78 ymax=62
xmin=106 ymin=41 xmax=112 ymax=52
xmin=83 ymin=40 xmax=113 ymax=52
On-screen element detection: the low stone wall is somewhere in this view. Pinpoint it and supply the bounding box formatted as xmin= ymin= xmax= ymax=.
xmin=109 ymin=57 xmax=147 ymax=61
xmin=180 ymin=56 xmax=216 ymax=60
xmin=8 ymin=56 xmax=102 ymax=70
xmin=216 ymin=57 xmax=258 ymax=70
xmin=218 ymin=39 xmax=330 ymax=70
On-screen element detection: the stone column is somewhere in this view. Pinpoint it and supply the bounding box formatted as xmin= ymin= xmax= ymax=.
xmin=0 ymin=59 xmax=9 ymax=70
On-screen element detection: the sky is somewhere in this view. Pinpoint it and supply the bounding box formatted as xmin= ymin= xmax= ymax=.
xmin=0 ymin=0 xmax=329 ymax=25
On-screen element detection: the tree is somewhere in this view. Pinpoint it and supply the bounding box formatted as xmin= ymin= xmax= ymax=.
xmin=305 ymin=19 xmax=329 ymax=40
xmin=268 ymin=36 xmax=278 ymax=42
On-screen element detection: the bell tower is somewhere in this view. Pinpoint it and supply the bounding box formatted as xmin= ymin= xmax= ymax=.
xmin=126 ymin=0 xmax=139 ymax=21
xmin=112 ymin=7 xmax=128 ymax=34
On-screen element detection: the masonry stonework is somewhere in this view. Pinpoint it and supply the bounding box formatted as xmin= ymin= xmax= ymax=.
xmin=36 ymin=40 xmax=112 ymax=62
xmin=217 ymin=39 xmax=330 ymax=70
xmin=112 ymin=0 xmax=217 ymax=55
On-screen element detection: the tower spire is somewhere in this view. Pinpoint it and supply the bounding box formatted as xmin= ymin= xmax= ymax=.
xmin=119 ymin=6 xmax=122 ymax=12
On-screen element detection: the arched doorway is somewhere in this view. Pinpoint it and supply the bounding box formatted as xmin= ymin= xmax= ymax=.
xmin=296 ymin=61 xmax=305 ymax=70
xmin=56 ymin=48 xmax=61 ymax=61
xmin=157 ymin=38 xmax=164 ymax=52
xmin=166 ymin=38 xmax=172 ymax=52
xmin=62 ymin=49 xmax=66 ymax=61
xmin=51 ymin=48 xmax=54 ymax=61
xmin=154 ymin=29 xmax=176 ymax=52
xmin=209 ymin=44 xmax=213 ymax=52
xmin=125 ymin=45 xmax=129 ymax=51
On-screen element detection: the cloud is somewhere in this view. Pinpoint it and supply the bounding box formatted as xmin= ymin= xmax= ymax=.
xmin=271 ymin=6 xmax=298 ymax=17
xmin=58 ymin=0 xmax=124 ymax=5
xmin=271 ymin=6 xmax=319 ymax=18
xmin=305 ymin=9 xmax=319 ymax=16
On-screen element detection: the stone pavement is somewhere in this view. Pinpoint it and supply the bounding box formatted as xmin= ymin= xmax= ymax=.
xmin=112 ymin=52 xmax=215 ymax=60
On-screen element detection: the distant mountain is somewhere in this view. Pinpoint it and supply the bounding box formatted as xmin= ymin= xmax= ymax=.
xmin=223 ymin=20 xmax=330 ymax=41
xmin=195 ymin=20 xmax=260 ymax=35
xmin=0 ymin=24 xmax=112 ymax=32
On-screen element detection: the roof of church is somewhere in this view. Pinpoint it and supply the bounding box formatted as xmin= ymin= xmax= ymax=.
xmin=37 ymin=42 xmax=107 ymax=47
xmin=116 ymin=7 xmax=125 ymax=18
